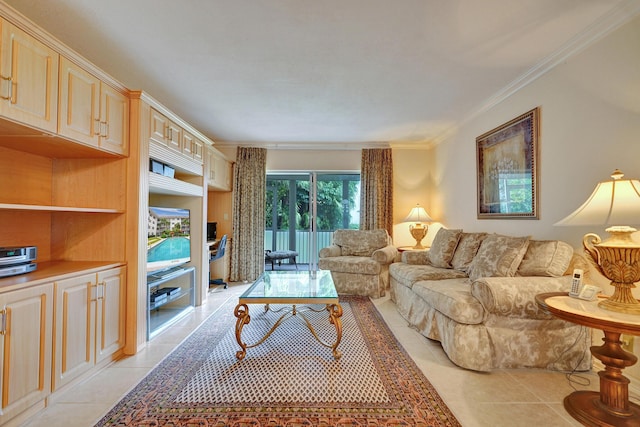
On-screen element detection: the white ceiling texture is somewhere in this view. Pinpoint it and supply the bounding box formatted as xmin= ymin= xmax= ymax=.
xmin=5 ymin=0 xmax=639 ymax=149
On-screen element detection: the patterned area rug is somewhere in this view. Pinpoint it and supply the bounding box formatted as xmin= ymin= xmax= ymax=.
xmin=96 ymin=296 xmax=460 ymax=426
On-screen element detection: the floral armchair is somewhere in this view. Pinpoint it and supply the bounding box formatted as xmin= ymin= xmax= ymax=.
xmin=318 ymin=229 xmax=397 ymax=298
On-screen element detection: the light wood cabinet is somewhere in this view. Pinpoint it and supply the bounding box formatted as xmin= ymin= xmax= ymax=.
xmin=52 ymin=267 xmax=125 ymax=391
xmin=52 ymin=273 xmax=95 ymax=390
xmin=182 ymin=130 xmax=204 ymax=163
xmin=149 ymin=107 xmax=181 ymax=153
xmin=58 ymin=56 xmax=128 ymax=155
xmin=95 ymin=267 xmax=125 ymax=363
xmin=206 ymin=146 xmax=232 ymax=191
xmin=0 ymin=6 xmax=130 ymax=427
xmin=0 ymin=283 xmax=53 ymax=425
xmin=0 ymin=19 xmax=58 ymax=134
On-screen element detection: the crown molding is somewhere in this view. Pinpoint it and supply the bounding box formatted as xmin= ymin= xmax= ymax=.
xmin=433 ymin=0 xmax=640 ymax=146
xmin=468 ymin=0 xmax=640 ymax=125
xmin=0 ymin=1 xmax=128 ymax=93
xmin=214 ymin=140 xmax=393 ymax=151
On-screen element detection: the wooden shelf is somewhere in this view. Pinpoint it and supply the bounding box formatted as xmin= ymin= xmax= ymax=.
xmin=0 ymin=260 xmax=125 ymax=293
xmin=0 ymin=203 xmax=123 ymax=213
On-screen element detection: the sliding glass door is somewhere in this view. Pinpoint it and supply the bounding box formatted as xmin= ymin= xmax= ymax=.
xmin=265 ymin=172 xmax=360 ymax=270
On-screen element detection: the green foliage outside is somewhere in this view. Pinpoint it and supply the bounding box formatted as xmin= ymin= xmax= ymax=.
xmin=266 ymin=176 xmax=359 ymax=232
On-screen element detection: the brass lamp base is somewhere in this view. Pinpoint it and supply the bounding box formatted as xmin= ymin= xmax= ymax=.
xmin=584 ymin=227 xmax=640 ymax=315
xmin=409 ymin=223 xmax=428 ymax=249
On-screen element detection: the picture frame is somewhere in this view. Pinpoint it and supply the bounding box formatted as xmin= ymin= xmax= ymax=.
xmin=476 ymin=107 xmax=539 ymax=219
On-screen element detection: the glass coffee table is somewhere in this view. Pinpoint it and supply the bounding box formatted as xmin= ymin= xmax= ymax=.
xmin=234 ymin=270 xmax=343 ymax=360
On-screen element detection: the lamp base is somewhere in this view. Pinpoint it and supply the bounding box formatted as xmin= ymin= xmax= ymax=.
xmin=599 ymin=297 xmax=640 ymax=315
xmin=409 ymin=224 xmax=428 ymax=249
xmin=584 ymin=231 xmax=640 ymax=315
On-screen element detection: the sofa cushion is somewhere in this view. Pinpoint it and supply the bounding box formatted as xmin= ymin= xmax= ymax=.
xmin=412 ymin=279 xmax=485 ymax=325
xmin=451 ymin=232 xmax=487 ymax=272
xmin=428 ymin=228 xmax=463 ymax=268
xmin=471 ymin=276 xmax=569 ymax=319
xmin=468 ymin=234 xmax=530 ymax=281
xmin=517 ymin=240 xmax=573 ymax=277
xmin=389 ymin=263 xmax=468 ymax=289
xmin=333 ymin=229 xmax=389 ymax=257
xmin=318 ymin=256 xmax=381 ymax=275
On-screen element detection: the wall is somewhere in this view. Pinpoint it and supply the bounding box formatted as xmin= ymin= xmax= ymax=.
xmin=265 ymin=148 xmax=360 ymax=172
xmin=432 ymin=15 xmax=640 ymax=248
xmin=430 ymin=15 xmax=640 ymax=381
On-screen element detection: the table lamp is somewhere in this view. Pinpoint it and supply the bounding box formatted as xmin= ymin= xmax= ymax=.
xmin=555 ymin=169 xmax=640 ymax=314
xmin=403 ymin=204 xmax=433 ymax=249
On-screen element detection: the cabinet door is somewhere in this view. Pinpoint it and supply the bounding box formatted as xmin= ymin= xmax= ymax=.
xmin=0 ymin=283 xmax=53 ymax=424
xmin=149 ymin=107 xmax=168 ymax=146
xmin=0 ymin=20 xmax=58 ymax=133
xmin=95 ymin=267 xmax=125 ymax=363
xmin=52 ymin=273 xmax=95 ymax=391
xmin=58 ymin=56 xmax=100 ymax=147
xmin=182 ymin=130 xmax=195 ymax=159
xmin=166 ymin=120 xmax=182 ymax=153
xmin=192 ymin=138 xmax=204 ymax=164
xmin=99 ymin=83 xmax=129 ymax=155
xmin=206 ymin=147 xmax=217 ymax=184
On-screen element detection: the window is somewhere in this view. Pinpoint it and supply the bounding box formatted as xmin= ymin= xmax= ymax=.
xmin=265 ymin=173 xmax=360 ymax=266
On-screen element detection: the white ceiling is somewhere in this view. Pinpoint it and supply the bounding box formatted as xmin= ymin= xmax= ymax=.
xmin=5 ymin=0 xmax=639 ymax=149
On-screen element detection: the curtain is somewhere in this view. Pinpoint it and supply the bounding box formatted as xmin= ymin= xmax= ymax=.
xmin=230 ymin=147 xmax=266 ymax=282
xmin=360 ymin=148 xmax=393 ymax=236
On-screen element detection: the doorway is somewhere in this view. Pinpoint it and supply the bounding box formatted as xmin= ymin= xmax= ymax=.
xmin=265 ymin=172 xmax=360 ymax=270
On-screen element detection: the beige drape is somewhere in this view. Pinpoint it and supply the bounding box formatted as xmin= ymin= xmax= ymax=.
xmin=360 ymin=148 xmax=393 ymax=236
xmin=230 ymin=147 xmax=266 ymax=282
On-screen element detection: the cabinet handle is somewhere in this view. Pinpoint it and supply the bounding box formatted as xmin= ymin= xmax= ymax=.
xmin=0 ymin=308 xmax=6 ymax=335
xmin=168 ymin=127 xmax=173 ymax=141
xmin=94 ymin=118 xmax=101 ymax=136
xmin=0 ymin=75 xmax=11 ymax=101
xmin=97 ymin=281 xmax=105 ymax=300
xmin=90 ymin=283 xmax=98 ymax=301
xmin=101 ymin=121 xmax=109 ymax=138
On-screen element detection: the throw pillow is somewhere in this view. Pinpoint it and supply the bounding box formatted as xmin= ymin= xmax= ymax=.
xmin=517 ymin=240 xmax=574 ymax=277
xmin=428 ymin=228 xmax=463 ymax=268
xmin=451 ymin=232 xmax=488 ymax=272
xmin=468 ymin=234 xmax=531 ymax=281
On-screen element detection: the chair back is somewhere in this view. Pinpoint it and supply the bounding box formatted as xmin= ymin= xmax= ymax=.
xmin=211 ymin=234 xmax=227 ymax=261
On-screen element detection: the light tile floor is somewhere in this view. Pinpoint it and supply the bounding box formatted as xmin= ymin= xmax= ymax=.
xmin=22 ymin=282 xmax=610 ymax=427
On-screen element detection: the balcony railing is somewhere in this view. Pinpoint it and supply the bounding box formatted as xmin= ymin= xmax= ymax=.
xmin=265 ymin=230 xmax=333 ymax=264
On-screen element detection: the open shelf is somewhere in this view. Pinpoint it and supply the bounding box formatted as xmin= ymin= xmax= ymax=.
xmin=147 ymin=266 xmax=196 ymax=339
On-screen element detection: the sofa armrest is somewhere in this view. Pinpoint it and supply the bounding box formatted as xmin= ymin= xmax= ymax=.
xmin=471 ymin=276 xmax=570 ymax=319
xmin=401 ymin=250 xmax=430 ymax=265
xmin=372 ymin=245 xmax=398 ymax=264
xmin=319 ymin=245 xmax=342 ymax=258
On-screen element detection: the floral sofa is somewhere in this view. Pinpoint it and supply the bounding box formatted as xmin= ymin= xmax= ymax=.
xmin=319 ymin=229 xmax=397 ymax=298
xmin=389 ymin=228 xmax=592 ymax=372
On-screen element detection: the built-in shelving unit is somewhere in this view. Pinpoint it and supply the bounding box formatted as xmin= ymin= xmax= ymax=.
xmin=147 ymin=267 xmax=195 ymax=339
xmin=129 ymin=91 xmax=214 ymax=346
xmin=0 ymin=3 xmax=130 ymax=424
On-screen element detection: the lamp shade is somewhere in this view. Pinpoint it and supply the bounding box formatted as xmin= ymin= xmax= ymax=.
xmin=554 ymin=170 xmax=640 ymax=227
xmin=403 ymin=204 xmax=433 ymax=223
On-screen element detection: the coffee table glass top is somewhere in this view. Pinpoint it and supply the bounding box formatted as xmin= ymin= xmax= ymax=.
xmin=239 ymin=270 xmax=337 ymax=303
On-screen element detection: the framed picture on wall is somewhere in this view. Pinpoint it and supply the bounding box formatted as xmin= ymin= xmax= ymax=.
xmin=476 ymin=107 xmax=539 ymax=219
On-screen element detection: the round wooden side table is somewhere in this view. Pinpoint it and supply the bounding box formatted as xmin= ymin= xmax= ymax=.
xmin=536 ymin=292 xmax=640 ymax=427
xmin=397 ymin=246 xmax=429 ymax=252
